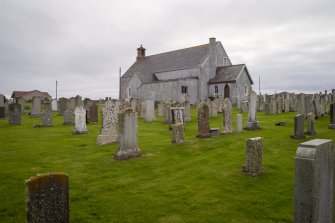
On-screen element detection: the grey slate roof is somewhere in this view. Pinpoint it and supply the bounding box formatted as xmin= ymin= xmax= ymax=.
xmin=208 ymin=64 xmax=252 ymax=84
xmin=122 ymin=44 xmax=210 ymax=83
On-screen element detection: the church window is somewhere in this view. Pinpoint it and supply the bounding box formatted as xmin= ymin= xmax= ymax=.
xmin=244 ymin=85 xmax=248 ymax=95
xmin=127 ymin=88 xmax=132 ymax=98
xmin=181 ymin=86 xmax=188 ymax=94
xmin=223 ymin=57 xmax=227 ymax=66
xmin=214 ymin=85 xmax=219 ymax=94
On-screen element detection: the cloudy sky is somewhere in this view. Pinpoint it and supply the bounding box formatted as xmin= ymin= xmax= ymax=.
xmin=1 ymin=0 xmax=334 ymax=99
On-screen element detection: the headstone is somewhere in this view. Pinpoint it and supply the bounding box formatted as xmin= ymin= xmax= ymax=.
xmin=264 ymin=103 xmax=271 ymax=115
xmin=140 ymin=101 xmax=146 ymax=118
xmin=83 ymin=98 xmax=93 ymax=110
xmin=171 ymin=123 xmax=184 ymax=144
xmin=297 ymin=93 xmax=305 ymax=115
xmin=157 ymin=101 xmax=164 ymax=117
xmin=291 ymin=114 xmax=305 ymax=139
xmin=63 ymin=110 xmax=73 ymax=125
xmin=114 ymin=108 xmax=141 ymax=160
xmin=305 ymin=94 xmax=314 ymax=115
xmin=130 ymin=99 xmax=137 ymax=112
xmin=17 ymin=97 xmax=25 ymax=114
xmin=40 ymin=100 xmax=53 ymax=127
xmin=89 ymin=103 xmax=98 ymax=123
xmin=97 ymin=100 xmax=119 ymax=145
xmin=329 ymin=103 xmax=335 ymax=129
xmin=68 ymin=98 xmax=75 ymax=112
xmin=73 ymin=106 xmax=88 ymax=134
xmin=58 ymin=97 xmax=68 ymax=116
xmin=0 ymin=94 xmax=4 ymax=119
xmin=290 ymin=93 xmax=297 ymax=112
xmin=313 ymin=94 xmax=321 ymax=118
xmin=241 ymin=101 xmax=248 ymax=113
xmin=197 ymin=102 xmax=211 ymax=138
xmin=236 ymin=114 xmax=242 ymax=133
xmin=144 ymin=100 xmax=156 ymax=122
xmin=277 ymin=96 xmax=284 ymax=114
xmin=74 ymin=95 xmax=83 ymax=107
xmin=284 ymin=99 xmax=290 ymax=113
xmin=163 ymin=101 xmax=170 ymax=124
xmin=30 ymin=96 xmax=41 ymax=117
xmin=305 ymin=112 xmax=316 ymax=135
xmin=51 ymin=99 xmax=58 ymax=112
xmin=242 ymin=137 xmax=263 ymax=176
xmin=325 ymin=90 xmax=329 ymax=114
xmin=184 ymin=96 xmax=191 ymax=121
xmin=25 ymin=173 xmax=69 ymax=223
xmin=222 ymin=98 xmax=232 ymax=134
xmin=271 ymin=94 xmax=277 ymax=114
xmin=294 ymin=139 xmax=333 ymax=223
xmin=245 ymin=91 xmax=260 ymax=130
xmin=170 ymin=107 xmax=185 ymax=125
xmin=8 ymin=102 xmax=21 ymax=125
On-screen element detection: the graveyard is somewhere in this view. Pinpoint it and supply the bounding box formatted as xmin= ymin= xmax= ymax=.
xmin=0 ymin=103 xmax=334 ymax=222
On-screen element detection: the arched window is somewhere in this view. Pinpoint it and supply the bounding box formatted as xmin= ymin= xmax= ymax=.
xmin=224 ymin=84 xmax=230 ymax=98
xmin=244 ymin=85 xmax=248 ymax=95
xmin=214 ymin=85 xmax=219 ymax=95
xmin=127 ymin=88 xmax=132 ymax=98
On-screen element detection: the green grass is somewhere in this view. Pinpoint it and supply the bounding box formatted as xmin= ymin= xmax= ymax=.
xmin=0 ymin=106 xmax=334 ymax=222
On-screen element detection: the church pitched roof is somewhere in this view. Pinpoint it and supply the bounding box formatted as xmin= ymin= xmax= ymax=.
xmin=208 ymin=64 xmax=253 ymax=84
xmin=122 ymin=44 xmax=210 ymax=83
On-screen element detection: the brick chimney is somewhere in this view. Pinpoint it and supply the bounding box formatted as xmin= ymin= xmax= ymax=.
xmin=136 ymin=45 xmax=146 ymax=61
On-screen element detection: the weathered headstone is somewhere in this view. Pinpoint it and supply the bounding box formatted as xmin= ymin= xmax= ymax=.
xmin=171 ymin=123 xmax=184 ymax=144
xmin=170 ymin=107 xmax=185 ymax=125
xmin=264 ymin=103 xmax=271 ymax=115
xmin=241 ymin=101 xmax=248 ymax=113
xmin=222 ymin=98 xmax=232 ymax=134
xmin=157 ymin=101 xmax=164 ymax=117
xmin=40 ymin=100 xmax=53 ymax=127
xmin=291 ymin=114 xmax=305 ymax=139
xmin=271 ymin=94 xmax=277 ymax=114
xmin=73 ymin=106 xmax=88 ymax=134
xmin=51 ymin=99 xmax=58 ymax=112
xmin=114 ymin=108 xmax=141 ymax=160
xmin=25 ymin=173 xmax=69 ymax=223
xmin=245 ymin=91 xmax=260 ymax=130
xmin=89 ymin=103 xmax=98 ymax=123
xmin=242 ymin=137 xmax=263 ymax=176
xmin=236 ymin=114 xmax=242 ymax=133
xmin=30 ymin=96 xmax=41 ymax=117
xmin=184 ymin=95 xmax=191 ymax=121
xmin=144 ymin=100 xmax=156 ymax=122
xmin=74 ymin=95 xmax=83 ymax=107
xmin=312 ymin=93 xmax=321 ymax=118
xmin=294 ymin=139 xmax=333 ymax=223
xmin=276 ymin=96 xmax=283 ymax=114
xmin=329 ymin=103 xmax=335 ymax=129
xmin=163 ymin=101 xmax=170 ymax=124
xmin=68 ymin=98 xmax=75 ymax=112
xmin=0 ymin=94 xmax=5 ymax=119
xmin=58 ymin=97 xmax=68 ymax=116
xmin=97 ymin=100 xmax=119 ymax=145
xmin=8 ymin=102 xmax=21 ymax=125
xmin=63 ymin=110 xmax=73 ymax=125
xmin=305 ymin=112 xmax=316 ymax=135
xmin=296 ymin=93 xmax=305 ymax=115
xmin=305 ymin=94 xmax=314 ymax=115
xmin=197 ymin=102 xmax=211 ymax=138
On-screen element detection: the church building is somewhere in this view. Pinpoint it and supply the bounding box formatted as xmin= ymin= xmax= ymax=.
xmin=120 ymin=37 xmax=253 ymax=104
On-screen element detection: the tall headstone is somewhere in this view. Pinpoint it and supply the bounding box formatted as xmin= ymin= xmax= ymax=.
xmin=242 ymin=137 xmax=263 ymax=176
xmin=30 ymin=96 xmax=41 ymax=117
xmin=245 ymin=91 xmax=260 ymax=130
xmin=324 ymin=90 xmax=329 ymax=114
xmin=17 ymin=97 xmax=25 ymax=114
xmin=157 ymin=101 xmax=164 ymax=117
xmin=297 ymin=93 xmax=305 ymax=115
xmin=114 ymin=108 xmax=141 ymax=160
xmin=291 ymin=114 xmax=305 ymax=139
xmin=8 ymin=102 xmax=21 ymax=125
xmin=264 ymin=103 xmax=271 ymax=115
xmin=63 ymin=110 xmax=73 ymax=125
xmin=305 ymin=94 xmax=314 ymax=115
xmin=51 ymin=99 xmax=58 ymax=112
xmin=97 ymin=100 xmax=119 ymax=145
xmin=184 ymin=94 xmax=191 ymax=121
xmin=40 ymin=99 xmax=53 ymax=127
xmin=241 ymin=101 xmax=248 ymax=113
xmin=68 ymin=98 xmax=75 ymax=112
xmin=74 ymin=95 xmax=83 ymax=107
xmin=329 ymin=103 xmax=335 ymax=129
xmin=73 ymin=106 xmax=88 ymax=134
xmin=222 ymin=98 xmax=232 ymax=134
xmin=305 ymin=112 xmax=316 ymax=135
xmin=312 ymin=94 xmax=321 ymax=118
xmin=163 ymin=101 xmax=170 ymax=124
xmin=144 ymin=100 xmax=156 ymax=122
xmin=236 ymin=114 xmax=242 ymax=133
xmin=271 ymin=94 xmax=277 ymax=114
xmin=294 ymin=139 xmax=333 ymax=223
xmin=276 ymin=96 xmax=283 ymax=114
xmin=0 ymin=94 xmax=5 ymax=119
xmin=170 ymin=107 xmax=185 ymax=144
xmin=58 ymin=97 xmax=68 ymax=116
xmin=25 ymin=173 xmax=69 ymax=223
xmin=89 ymin=103 xmax=98 ymax=123
xmin=197 ymin=102 xmax=211 ymax=138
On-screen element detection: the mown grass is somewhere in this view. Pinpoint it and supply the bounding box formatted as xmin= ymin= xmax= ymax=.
xmin=0 ymin=106 xmax=334 ymax=222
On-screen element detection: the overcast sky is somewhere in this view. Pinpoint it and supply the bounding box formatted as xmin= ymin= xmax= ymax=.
xmin=1 ymin=0 xmax=334 ymax=99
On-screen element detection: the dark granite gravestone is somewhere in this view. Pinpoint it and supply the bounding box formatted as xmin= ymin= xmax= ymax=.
xmin=89 ymin=103 xmax=98 ymax=123
xmin=25 ymin=173 xmax=69 ymax=223
xmin=58 ymin=97 xmax=68 ymax=116
xmin=8 ymin=102 xmax=21 ymax=125
xmin=291 ymin=114 xmax=305 ymax=139
xmin=329 ymin=103 xmax=335 ymax=129
xmin=197 ymin=102 xmax=211 ymax=138
xmin=63 ymin=110 xmax=73 ymax=125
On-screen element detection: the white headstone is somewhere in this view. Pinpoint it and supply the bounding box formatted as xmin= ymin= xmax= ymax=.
xmin=73 ymin=106 xmax=88 ymax=134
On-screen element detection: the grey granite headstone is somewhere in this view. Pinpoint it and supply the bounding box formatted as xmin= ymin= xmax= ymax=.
xmin=163 ymin=101 xmax=170 ymax=124
xmin=222 ymin=98 xmax=232 ymax=134
xmin=241 ymin=101 xmax=248 ymax=113
xmin=271 ymin=94 xmax=277 ymax=114
xmin=184 ymin=96 xmax=191 ymax=121
xmin=291 ymin=114 xmax=305 ymax=139
xmin=197 ymin=102 xmax=211 ymax=138
xmin=171 ymin=123 xmax=184 ymax=144
xmin=68 ymin=98 xmax=75 ymax=112
xmin=63 ymin=110 xmax=73 ymax=125
xmin=264 ymin=103 xmax=271 ymax=115
xmin=329 ymin=103 xmax=335 ymax=129
xmin=245 ymin=91 xmax=260 ymax=130
xmin=89 ymin=103 xmax=98 ymax=123
xmin=73 ymin=106 xmax=88 ymax=134
xmin=276 ymin=96 xmax=283 ymax=114
xmin=25 ymin=172 xmax=69 ymax=223
xmin=236 ymin=114 xmax=242 ymax=133
xmin=114 ymin=108 xmax=141 ymax=160
xmin=305 ymin=94 xmax=314 ymax=115
xmin=144 ymin=100 xmax=155 ymax=122
xmin=305 ymin=112 xmax=316 ymax=135
xmin=74 ymin=95 xmax=83 ymax=107
xmin=294 ymin=139 xmax=333 ymax=223
xmin=242 ymin=137 xmax=263 ymax=176
xmin=97 ymin=100 xmax=119 ymax=145
xmin=58 ymin=98 xmax=68 ymax=116
xmin=157 ymin=101 xmax=164 ymax=117
xmin=30 ymin=96 xmax=41 ymax=117
xmin=297 ymin=93 xmax=305 ymax=115
xmin=51 ymin=99 xmax=58 ymax=112
xmin=8 ymin=102 xmax=21 ymax=125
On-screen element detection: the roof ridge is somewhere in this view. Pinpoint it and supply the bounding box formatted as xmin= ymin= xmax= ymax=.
xmin=143 ymin=43 xmax=209 ymax=58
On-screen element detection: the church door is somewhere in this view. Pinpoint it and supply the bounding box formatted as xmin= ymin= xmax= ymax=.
xmin=224 ymin=84 xmax=230 ymax=98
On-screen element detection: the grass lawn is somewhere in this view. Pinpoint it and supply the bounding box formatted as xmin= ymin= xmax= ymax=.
xmin=0 ymin=106 xmax=334 ymax=222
